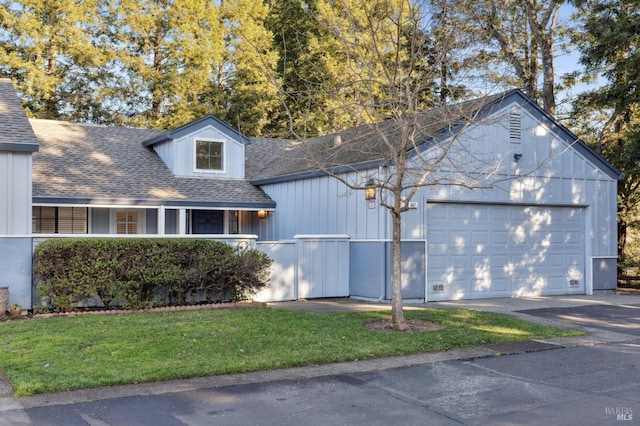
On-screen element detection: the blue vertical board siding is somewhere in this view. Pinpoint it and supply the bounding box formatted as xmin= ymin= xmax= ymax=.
xmin=155 ymin=125 xmax=245 ymax=179
xmin=350 ymin=240 xmax=425 ymax=300
xmin=592 ymin=258 xmax=617 ymax=290
xmin=296 ymin=236 xmax=349 ymax=298
xmin=260 ymin=170 xmax=388 ymax=240
xmin=0 ymin=238 xmax=33 ymax=308
xmin=254 ymin=241 xmax=296 ymax=301
xmin=0 ymin=152 xmax=32 ymax=235
xmin=350 ymin=241 xmax=386 ymax=299
xmin=385 ymin=241 xmax=425 ymax=300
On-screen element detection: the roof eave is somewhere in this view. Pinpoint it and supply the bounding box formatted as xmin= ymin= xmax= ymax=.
xmin=33 ymin=196 xmax=276 ymax=209
xmin=0 ymin=142 xmax=39 ymax=152
xmin=251 ymin=158 xmax=385 ymax=186
xmin=142 ymin=134 xmax=171 ymax=147
xmin=143 ymin=115 xmax=251 ymax=147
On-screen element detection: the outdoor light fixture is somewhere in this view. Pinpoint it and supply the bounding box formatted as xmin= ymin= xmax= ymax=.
xmin=364 ymin=178 xmax=377 ymax=209
xmin=364 ymin=179 xmax=376 ymax=201
xmin=513 ymin=153 xmax=523 ymax=162
xmin=257 ymin=210 xmax=267 ymax=219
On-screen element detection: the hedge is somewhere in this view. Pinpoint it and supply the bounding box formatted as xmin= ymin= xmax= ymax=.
xmin=33 ymin=238 xmax=272 ymax=312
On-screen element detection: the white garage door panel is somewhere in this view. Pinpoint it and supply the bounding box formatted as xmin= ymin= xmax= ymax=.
xmin=427 ymin=204 xmax=585 ymax=301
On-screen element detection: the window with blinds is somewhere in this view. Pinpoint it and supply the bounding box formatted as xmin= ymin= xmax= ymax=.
xmin=58 ymin=207 xmax=88 ymax=233
xmin=32 ymin=207 xmax=88 ymax=234
xmin=116 ymin=210 xmax=138 ymax=234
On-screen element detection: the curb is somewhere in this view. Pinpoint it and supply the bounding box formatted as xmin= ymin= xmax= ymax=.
xmin=10 ymin=326 xmax=635 ymax=410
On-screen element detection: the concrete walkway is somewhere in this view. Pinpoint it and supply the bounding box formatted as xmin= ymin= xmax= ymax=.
xmin=1 ymin=292 xmax=638 ymax=425
xmin=268 ymin=292 xmax=639 ymax=316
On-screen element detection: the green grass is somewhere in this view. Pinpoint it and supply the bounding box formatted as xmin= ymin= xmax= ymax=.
xmin=0 ymin=307 xmax=582 ymax=396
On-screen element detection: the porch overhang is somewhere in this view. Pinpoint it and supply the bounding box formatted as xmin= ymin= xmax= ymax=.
xmin=32 ymin=197 xmax=276 ymax=210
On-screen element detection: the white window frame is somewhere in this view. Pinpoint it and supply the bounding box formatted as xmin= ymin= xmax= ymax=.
xmin=110 ymin=209 xmax=145 ymax=235
xmin=194 ymin=138 xmax=226 ymax=173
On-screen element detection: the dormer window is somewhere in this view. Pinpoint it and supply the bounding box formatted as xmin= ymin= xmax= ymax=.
xmin=195 ymin=139 xmax=224 ymax=172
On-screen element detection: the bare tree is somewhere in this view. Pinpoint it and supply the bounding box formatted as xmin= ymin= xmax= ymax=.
xmin=255 ymin=0 xmax=544 ymax=330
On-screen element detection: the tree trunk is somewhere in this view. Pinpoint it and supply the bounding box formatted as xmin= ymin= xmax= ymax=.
xmin=618 ymin=218 xmax=627 ymax=269
xmin=390 ymin=201 xmax=407 ymax=331
xmin=539 ymin=35 xmax=555 ymax=115
xmin=151 ymin=6 xmax=165 ymax=121
xmin=523 ymin=0 xmax=558 ymax=115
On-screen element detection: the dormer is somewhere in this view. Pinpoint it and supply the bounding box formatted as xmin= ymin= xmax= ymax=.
xmin=143 ymin=115 xmax=249 ymax=179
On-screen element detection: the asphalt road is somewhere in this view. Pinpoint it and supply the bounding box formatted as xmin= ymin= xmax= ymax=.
xmin=3 ymin=303 xmax=640 ymax=426
xmin=19 ymin=341 xmax=640 ymax=426
xmin=517 ymin=303 xmax=640 ymax=337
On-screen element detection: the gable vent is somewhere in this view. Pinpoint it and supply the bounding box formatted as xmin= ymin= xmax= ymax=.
xmin=509 ymin=111 xmax=522 ymax=142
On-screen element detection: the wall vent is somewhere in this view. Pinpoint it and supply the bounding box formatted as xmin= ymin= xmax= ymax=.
xmin=569 ymin=279 xmax=580 ymax=287
xmin=432 ymin=284 xmax=445 ymax=292
xmin=509 ymin=111 xmax=522 ymax=142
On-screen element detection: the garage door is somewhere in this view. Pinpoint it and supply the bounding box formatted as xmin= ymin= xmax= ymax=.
xmin=427 ymin=203 xmax=585 ymax=301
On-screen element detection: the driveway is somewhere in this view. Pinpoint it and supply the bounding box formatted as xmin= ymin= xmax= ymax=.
xmin=517 ymin=303 xmax=640 ymax=337
xmin=2 ymin=295 xmax=639 ymax=425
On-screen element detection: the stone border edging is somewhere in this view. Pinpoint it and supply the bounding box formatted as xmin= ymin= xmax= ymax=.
xmin=32 ymin=301 xmax=266 ymax=319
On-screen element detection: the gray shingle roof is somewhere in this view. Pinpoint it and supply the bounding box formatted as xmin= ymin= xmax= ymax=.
xmin=247 ymin=90 xmax=623 ymax=183
xmin=31 ymin=119 xmax=275 ymax=207
xmin=246 ymin=94 xmax=503 ymax=183
xmin=0 ymin=78 xmax=39 ymax=151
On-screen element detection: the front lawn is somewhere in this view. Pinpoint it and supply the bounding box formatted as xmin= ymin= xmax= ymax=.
xmin=0 ymin=307 xmax=582 ymax=396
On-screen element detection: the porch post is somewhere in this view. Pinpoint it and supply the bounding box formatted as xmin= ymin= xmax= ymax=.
xmin=157 ymin=206 xmax=165 ymax=235
xmin=178 ymin=208 xmax=187 ymax=235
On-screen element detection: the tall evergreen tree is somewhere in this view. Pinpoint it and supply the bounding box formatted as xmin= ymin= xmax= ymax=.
xmin=217 ymin=0 xmax=279 ymax=137
xmin=0 ymin=0 xmax=109 ymax=120
xmin=102 ymin=0 xmax=223 ymax=128
xmin=264 ymin=0 xmax=444 ymax=137
xmin=571 ymin=0 xmax=640 ymax=265
xmin=263 ymin=0 xmax=339 ymax=137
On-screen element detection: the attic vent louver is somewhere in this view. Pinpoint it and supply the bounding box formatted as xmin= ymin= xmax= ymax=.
xmin=509 ymin=111 xmax=522 ymax=141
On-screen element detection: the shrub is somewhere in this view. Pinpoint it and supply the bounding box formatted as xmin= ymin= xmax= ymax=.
xmin=34 ymin=238 xmax=272 ymax=312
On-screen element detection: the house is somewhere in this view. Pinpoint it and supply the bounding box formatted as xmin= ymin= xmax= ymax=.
xmin=247 ymin=90 xmax=622 ymax=302
xmin=0 ymin=78 xmax=621 ymax=309
xmin=30 ymin=116 xmax=275 ymax=237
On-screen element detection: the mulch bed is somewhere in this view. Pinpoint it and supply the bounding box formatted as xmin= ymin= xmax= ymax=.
xmin=363 ymin=318 xmax=444 ymax=333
